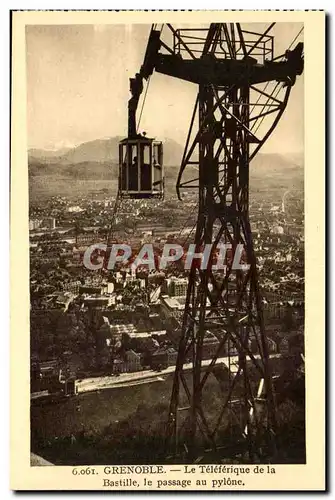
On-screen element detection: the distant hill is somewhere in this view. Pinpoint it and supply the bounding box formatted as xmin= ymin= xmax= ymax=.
xmin=28 ymin=137 xmax=303 ymax=202
xmin=29 ymin=160 xmax=118 ymax=180
xmin=29 ymin=137 xmax=185 ymax=167
xmin=28 ymin=146 xmax=72 ymax=160
xmin=29 ymin=151 xmax=302 ymax=183
xmin=250 ymin=152 xmax=303 ymax=175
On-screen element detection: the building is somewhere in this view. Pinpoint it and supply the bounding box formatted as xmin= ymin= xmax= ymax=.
xmin=41 ymin=217 xmax=56 ymax=230
xmin=272 ymin=225 xmax=284 ymax=235
xmin=164 ymin=277 xmax=188 ymax=297
xmin=137 ymin=223 xmax=171 ymax=234
xmin=150 ymin=347 xmax=178 ymax=369
xmin=123 ymin=329 xmax=165 ymax=352
xmin=263 ymin=301 xmax=287 ymax=321
xmin=29 ymin=219 xmax=42 ymax=231
xmin=83 ymin=296 xmax=110 ymax=308
xmin=53 ymin=292 xmax=74 ymax=311
xmin=106 ymin=322 xmax=137 ymax=343
xmin=68 ymin=206 xmax=84 ymax=213
xmin=112 ymin=350 xmax=142 ymax=373
xmin=161 ymin=295 xmax=185 ymax=319
xmin=63 ymin=280 xmax=81 ymax=294
xmin=262 ymin=299 xmax=304 ymax=324
xmin=76 ymin=233 xmax=104 ymax=246
xmin=64 ymin=378 xmax=78 ymax=396
xmin=125 ymin=349 xmax=142 ymax=372
xmin=35 ymin=359 xmax=61 ymax=392
xmin=286 ymin=224 xmax=302 ymax=236
xmin=79 ymin=285 xmax=104 ymax=295
xmin=201 ymin=331 xmax=220 ymax=359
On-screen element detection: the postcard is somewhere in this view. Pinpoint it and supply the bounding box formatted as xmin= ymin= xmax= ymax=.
xmin=10 ymin=9 xmax=325 ymax=491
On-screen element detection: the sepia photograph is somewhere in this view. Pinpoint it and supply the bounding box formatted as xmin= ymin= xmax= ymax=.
xmin=10 ymin=9 xmax=325 ymax=491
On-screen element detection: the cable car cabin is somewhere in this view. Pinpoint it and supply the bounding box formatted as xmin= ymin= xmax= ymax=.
xmin=119 ymin=136 xmax=164 ymax=199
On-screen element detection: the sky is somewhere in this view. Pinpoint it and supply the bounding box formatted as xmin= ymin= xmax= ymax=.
xmin=26 ymin=23 xmax=304 ymax=154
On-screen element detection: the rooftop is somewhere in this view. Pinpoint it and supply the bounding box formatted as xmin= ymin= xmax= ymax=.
xmin=161 ymin=295 xmax=186 ymax=310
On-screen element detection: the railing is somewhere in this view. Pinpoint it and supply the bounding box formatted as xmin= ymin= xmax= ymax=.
xmin=173 ymin=27 xmax=274 ymax=64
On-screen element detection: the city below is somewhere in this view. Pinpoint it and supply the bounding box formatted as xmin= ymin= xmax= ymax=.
xmin=29 ymin=160 xmax=305 ymax=465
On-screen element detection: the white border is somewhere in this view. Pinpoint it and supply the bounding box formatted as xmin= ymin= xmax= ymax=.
xmin=4 ymin=3 xmax=330 ymax=499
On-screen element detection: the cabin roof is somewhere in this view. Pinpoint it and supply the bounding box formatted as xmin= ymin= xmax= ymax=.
xmin=120 ymin=135 xmax=155 ymax=144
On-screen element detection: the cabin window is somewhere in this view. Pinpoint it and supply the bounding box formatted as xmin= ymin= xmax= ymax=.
xmin=128 ymin=144 xmax=138 ymax=191
xmin=153 ymin=143 xmax=163 ymax=189
xmin=120 ymin=144 xmax=127 ymax=191
xmin=140 ymin=143 xmax=151 ymax=191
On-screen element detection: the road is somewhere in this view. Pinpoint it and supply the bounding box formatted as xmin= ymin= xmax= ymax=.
xmin=76 ymin=355 xmax=280 ymax=394
xmin=76 ymin=357 xmax=235 ymax=394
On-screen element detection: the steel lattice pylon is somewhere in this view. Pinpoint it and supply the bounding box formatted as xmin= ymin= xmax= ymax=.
xmin=164 ymin=24 xmax=303 ymax=462
xmin=114 ymin=21 xmax=303 ymax=462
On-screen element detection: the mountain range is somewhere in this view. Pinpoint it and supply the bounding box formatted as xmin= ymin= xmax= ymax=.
xmin=28 ymin=137 xmax=303 ymax=192
xmin=29 ymin=137 xmax=185 ymax=168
